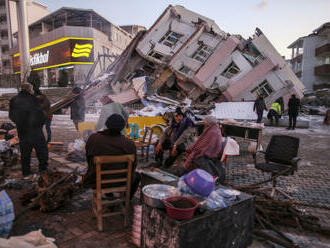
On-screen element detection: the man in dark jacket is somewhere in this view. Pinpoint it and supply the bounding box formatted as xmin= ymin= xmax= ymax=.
xmin=287 ymin=94 xmax=300 ymax=130
xmin=83 ymin=114 xmax=140 ymax=198
xmin=70 ymin=87 xmax=86 ymax=131
xmin=34 ymin=88 xmax=52 ymax=142
xmin=9 ymin=83 xmax=48 ymax=177
xmin=253 ymin=94 xmax=267 ymax=123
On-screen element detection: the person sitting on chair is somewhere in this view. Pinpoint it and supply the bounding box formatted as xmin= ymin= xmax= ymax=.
xmin=83 ymin=114 xmax=140 ymax=198
xmin=154 ymin=107 xmax=194 ymax=167
xmin=166 ymin=116 xmax=223 ymax=177
xmin=267 ymin=100 xmax=282 ymax=126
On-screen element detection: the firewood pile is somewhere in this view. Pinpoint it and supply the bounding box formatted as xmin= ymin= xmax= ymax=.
xmin=20 ymin=171 xmax=82 ymax=212
xmin=228 ymin=182 xmax=330 ymax=248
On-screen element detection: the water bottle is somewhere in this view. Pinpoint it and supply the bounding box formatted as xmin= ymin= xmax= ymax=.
xmin=206 ymin=191 xmax=226 ymax=209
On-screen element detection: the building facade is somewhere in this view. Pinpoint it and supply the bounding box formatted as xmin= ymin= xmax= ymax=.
xmin=12 ymin=7 xmax=133 ymax=87
xmin=0 ymin=0 xmax=49 ymax=74
xmin=135 ymin=5 xmax=304 ymax=107
xmin=288 ymin=23 xmax=330 ymax=91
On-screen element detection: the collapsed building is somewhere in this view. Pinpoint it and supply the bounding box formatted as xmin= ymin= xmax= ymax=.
xmin=66 ymin=5 xmax=306 ymax=113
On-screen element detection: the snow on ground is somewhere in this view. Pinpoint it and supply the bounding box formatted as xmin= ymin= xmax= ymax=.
xmin=0 ymin=88 xmax=18 ymax=95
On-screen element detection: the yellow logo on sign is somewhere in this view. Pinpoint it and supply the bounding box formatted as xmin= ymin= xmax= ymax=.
xmin=72 ymin=43 xmax=93 ymax=58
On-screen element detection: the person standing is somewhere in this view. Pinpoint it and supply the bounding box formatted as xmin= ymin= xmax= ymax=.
xmin=267 ymin=101 xmax=282 ymax=126
xmin=70 ymin=87 xmax=86 ymax=131
xmin=34 ymin=88 xmax=52 ymax=142
xmin=253 ymin=94 xmax=267 ymax=123
xmin=95 ymin=95 xmax=129 ymax=136
xmin=9 ymin=83 xmax=48 ymax=177
xmin=287 ymin=94 xmax=300 ymax=130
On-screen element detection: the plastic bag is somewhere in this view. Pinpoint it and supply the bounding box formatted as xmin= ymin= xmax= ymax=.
xmin=0 ymin=190 xmax=15 ymax=238
xmin=0 ymin=229 xmax=57 ymax=248
xmin=205 ymin=191 xmax=227 ymax=210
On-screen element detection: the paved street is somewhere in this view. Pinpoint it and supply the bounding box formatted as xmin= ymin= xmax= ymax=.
xmin=1 ymin=113 xmax=330 ymax=247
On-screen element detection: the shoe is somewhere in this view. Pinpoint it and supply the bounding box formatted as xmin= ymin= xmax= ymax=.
xmin=286 ymin=127 xmax=291 ymax=130
xmin=23 ymin=174 xmax=37 ymax=181
xmin=292 ymin=127 xmax=295 ymax=130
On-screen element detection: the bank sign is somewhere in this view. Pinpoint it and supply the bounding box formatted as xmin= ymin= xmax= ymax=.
xmin=13 ymin=37 xmax=94 ymax=73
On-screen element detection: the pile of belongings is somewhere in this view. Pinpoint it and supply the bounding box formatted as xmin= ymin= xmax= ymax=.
xmin=0 ymin=123 xmax=19 ymax=169
xmin=0 ymin=229 xmax=57 ymax=248
xmin=66 ymin=130 xmax=92 ymax=162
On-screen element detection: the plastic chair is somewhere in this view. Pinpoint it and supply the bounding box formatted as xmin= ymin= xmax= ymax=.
xmin=254 ymin=135 xmax=300 ymax=199
xmin=92 ymin=154 xmax=135 ymax=231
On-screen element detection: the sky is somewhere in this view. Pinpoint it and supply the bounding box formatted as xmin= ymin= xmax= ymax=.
xmin=36 ymin=0 xmax=330 ymax=59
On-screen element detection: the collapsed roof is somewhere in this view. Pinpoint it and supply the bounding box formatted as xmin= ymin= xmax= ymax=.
xmin=82 ymin=5 xmax=305 ymax=111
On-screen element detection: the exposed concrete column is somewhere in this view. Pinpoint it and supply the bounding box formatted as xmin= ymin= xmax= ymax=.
xmin=16 ymin=0 xmax=30 ymax=82
xmin=43 ymin=69 xmax=48 ymax=87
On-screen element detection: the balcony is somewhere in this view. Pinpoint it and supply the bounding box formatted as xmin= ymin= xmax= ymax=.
xmin=314 ymin=64 xmax=330 ymax=76
xmin=290 ymin=54 xmax=302 ymax=64
xmin=0 ymin=39 xmax=8 ymax=45
xmin=315 ymin=43 xmax=330 ymax=57
xmin=0 ymin=23 xmax=7 ymax=30
xmin=0 ymin=8 xmax=6 ymax=15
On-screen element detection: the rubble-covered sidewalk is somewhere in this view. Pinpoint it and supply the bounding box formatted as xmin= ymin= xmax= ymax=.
xmin=0 ymin=113 xmax=330 ymax=247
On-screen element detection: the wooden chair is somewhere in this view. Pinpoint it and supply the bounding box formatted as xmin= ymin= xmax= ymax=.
xmin=92 ymin=154 xmax=135 ymax=231
xmin=135 ymin=127 xmax=153 ymax=161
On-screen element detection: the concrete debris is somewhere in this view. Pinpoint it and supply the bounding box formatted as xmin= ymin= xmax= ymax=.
xmin=53 ymin=5 xmax=305 ymax=119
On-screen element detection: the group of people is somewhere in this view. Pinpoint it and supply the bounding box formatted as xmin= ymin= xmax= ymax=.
xmin=154 ymin=108 xmax=224 ymax=177
xmin=253 ymin=94 xmax=301 ymax=130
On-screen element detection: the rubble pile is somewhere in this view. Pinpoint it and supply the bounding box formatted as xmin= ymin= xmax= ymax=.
xmin=49 ymin=5 xmax=305 ymax=117
xmin=301 ymin=89 xmax=330 ymax=115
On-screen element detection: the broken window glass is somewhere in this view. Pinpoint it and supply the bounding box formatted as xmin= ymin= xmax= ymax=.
xmin=192 ymin=44 xmax=214 ymax=63
xmin=251 ymin=80 xmax=274 ymax=98
xmin=221 ymin=62 xmax=241 ymax=79
xmin=148 ymin=50 xmax=164 ymax=61
xmin=179 ymin=66 xmax=191 ymax=75
xmin=159 ymin=31 xmax=183 ymax=48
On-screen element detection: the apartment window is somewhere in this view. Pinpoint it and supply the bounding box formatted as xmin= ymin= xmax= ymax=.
xmin=2 ymin=60 xmax=10 ymax=68
xmin=159 ymin=31 xmax=183 ymax=48
xmin=251 ymin=80 xmax=274 ymax=98
xmin=192 ymin=44 xmax=213 ymax=63
xmin=148 ymin=50 xmax=164 ymax=61
xmin=221 ymin=62 xmax=240 ymax=79
xmin=179 ymin=66 xmax=191 ymax=75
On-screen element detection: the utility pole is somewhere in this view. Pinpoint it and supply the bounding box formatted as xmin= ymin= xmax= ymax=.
xmin=15 ymin=0 xmax=30 ymax=82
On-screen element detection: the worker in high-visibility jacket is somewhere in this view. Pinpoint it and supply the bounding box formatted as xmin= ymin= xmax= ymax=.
xmin=267 ymin=101 xmax=282 ymax=125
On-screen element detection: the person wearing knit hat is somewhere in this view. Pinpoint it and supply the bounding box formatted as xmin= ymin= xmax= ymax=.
xmin=105 ymin=113 xmax=126 ymax=132
xmin=154 ymin=107 xmax=194 ymax=167
xmin=83 ymin=114 xmax=140 ymax=198
xmin=95 ymin=95 xmax=128 ymax=136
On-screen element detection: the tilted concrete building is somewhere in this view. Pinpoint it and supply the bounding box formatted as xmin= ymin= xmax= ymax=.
xmin=133 ymin=5 xmax=304 ymax=107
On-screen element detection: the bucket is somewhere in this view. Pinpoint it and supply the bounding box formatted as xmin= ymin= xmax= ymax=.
xmin=164 ymin=196 xmax=198 ymax=220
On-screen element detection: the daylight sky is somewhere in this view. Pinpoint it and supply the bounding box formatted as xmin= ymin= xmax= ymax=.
xmin=36 ymin=0 xmax=330 ymax=58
